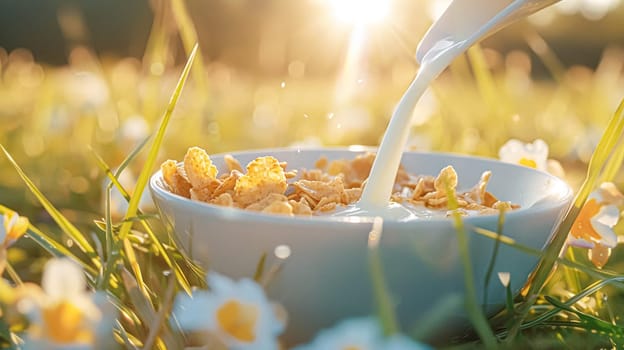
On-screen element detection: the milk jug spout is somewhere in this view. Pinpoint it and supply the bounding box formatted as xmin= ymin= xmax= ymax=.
xmin=416 ymin=0 xmax=560 ymax=63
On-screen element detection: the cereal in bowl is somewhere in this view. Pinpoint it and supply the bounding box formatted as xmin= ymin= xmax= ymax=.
xmin=160 ymin=147 xmax=518 ymax=217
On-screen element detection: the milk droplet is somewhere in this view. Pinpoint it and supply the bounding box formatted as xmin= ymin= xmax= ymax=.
xmin=274 ymin=245 xmax=292 ymax=260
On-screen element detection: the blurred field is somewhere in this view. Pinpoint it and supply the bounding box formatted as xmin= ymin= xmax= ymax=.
xmin=1 ymin=40 xmax=623 ymax=215
xmin=1 ymin=0 xmax=624 ymax=347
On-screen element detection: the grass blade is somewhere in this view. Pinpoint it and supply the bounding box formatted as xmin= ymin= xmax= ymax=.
xmin=117 ymin=43 xmax=198 ymax=242
xmin=505 ymin=98 xmax=624 ymax=342
xmin=142 ymin=277 xmax=176 ymax=350
xmin=599 ymin=101 xmax=624 ymax=183
xmin=0 ymin=205 xmax=98 ymax=278
xmin=253 ymin=252 xmax=268 ymax=283
xmin=170 ymin=0 xmax=208 ymax=105
xmin=467 ymin=44 xmax=501 ymax=116
xmin=524 ymin=30 xmax=566 ymax=82
xmin=544 ymin=296 xmax=624 ymax=338
xmin=512 ymin=277 xmax=624 ymax=335
xmin=0 ymin=145 xmax=100 ymax=269
xmin=112 ymin=44 xmax=198 ymax=294
xmin=472 ymin=226 xmax=624 ymax=284
xmin=90 ymin=144 xmax=198 ymax=294
xmin=445 ymin=179 xmax=497 ymax=349
xmin=367 ymin=217 xmax=399 ymax=336
xmin=121 ymin=269 xmax=181 ymax=350
xmin=482 ymin=208 xmax=506 ymax=309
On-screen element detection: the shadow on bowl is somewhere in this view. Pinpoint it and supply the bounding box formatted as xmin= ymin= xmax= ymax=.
xmin=150 ymin=148 xmax=573 ymax=346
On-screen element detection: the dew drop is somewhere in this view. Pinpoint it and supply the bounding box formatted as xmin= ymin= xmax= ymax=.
xmin=274 ymin=245 xmax=291 ymax=260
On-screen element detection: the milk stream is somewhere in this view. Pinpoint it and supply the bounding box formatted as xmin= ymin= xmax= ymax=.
xmin=336 ymin=39 xmax=466 ymax=220
xmin=338 ymin=0 xmax=541 ymax=219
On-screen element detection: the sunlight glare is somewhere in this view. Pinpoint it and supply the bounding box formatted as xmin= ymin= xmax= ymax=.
xmin=327 ymin=0 xmax=390 ymax=25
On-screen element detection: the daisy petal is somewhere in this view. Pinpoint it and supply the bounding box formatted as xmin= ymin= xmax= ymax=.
xmin=173 ymin=291 xmax=216 ymax=331
xmin=567 ymin=238 xmax=595 ymax=249
xmin=498 ymin=139 xmax=549 ymax=171
xmin=592 ymin=221 xmax=618 ymax=248
xmin=293 ymin=317 xmax=383 ymax=350
xmin=385 ymin=334 xmax=433 ymax=350
xmin=207 ymin=272 xmax=238 ymax=294
xmin=593 ymin=205 xmax=619 ymax=228
xmin=41 ymin=258 xmax=86 ymax=302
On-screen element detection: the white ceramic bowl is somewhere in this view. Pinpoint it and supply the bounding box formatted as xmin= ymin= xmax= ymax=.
xmin=150 ymin=148 xmax=572 ymax=345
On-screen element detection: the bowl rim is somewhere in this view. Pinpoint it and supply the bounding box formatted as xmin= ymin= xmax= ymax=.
xmin=149 ymin=147 xmax=574 ymax=225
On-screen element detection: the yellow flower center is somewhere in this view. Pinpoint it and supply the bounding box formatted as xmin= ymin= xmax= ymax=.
xmin=518 ymin=157 xmax=537 ymax=169
xmin=571 ymin=198 xmax=602 ymax=242
xmin=216 ymin=300 xmax=259 ymax=342
xmin=42 ymin=301 xmax=93 ymax=344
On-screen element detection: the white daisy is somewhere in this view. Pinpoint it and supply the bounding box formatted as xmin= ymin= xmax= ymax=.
xmin=19 ymin=258 xmax=113 ymax=349
xmin=293 ymin=317 xmax=383 ymax=350
xmin=498 ymin=139 xmax=549 ymax=171
xmin=173 ymin=271 xmax=284 ymax=349
xmin=385 ymin=334 xmax=432 ymax=350
xmin=294 ymin=317 xmax=431 ymax=350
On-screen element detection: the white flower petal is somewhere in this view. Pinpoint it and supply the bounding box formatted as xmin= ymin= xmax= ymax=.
xmin=293 ymin=317 xmax=383 ymax=350
xmin=593 ymin=205 xmax=619 ymax=228
xmin=529 ymin=139 xmax=548 ymax=155
xmin=172 ymin=291 xmax=217 ymax=331
xmin=41 ymin=258 xmax=86 ymax=302
xmin=567 ymin=238 xmax=595 ymax=249
xmin=546 ymin=159 xmax=565 ymax=178
xmin=498 ymin=139 xmax=524 ymax=163
xmin=592 ymin=222 xmax=618 ymax=248
xmin=93 ymin=292 xmax=118 ymax=349
xmin=6 ymin=212 xmax=18 ymax=231
xmin=207 ymin=271 xmax=238 ymax=295
xmin=498 ymin=139 xmax=549 ymax=171
xmin=385 ymin=334 xmax=432 ymax=350
xmin=497 ymin=272 xmax=511 ymax=288
xmin=22 ymin=338 xmax=93 ymax=350
xmin=598 ymin=182 xmax=624 ymax=206
xmin=0 ymin=214 xmax=7 ymax=243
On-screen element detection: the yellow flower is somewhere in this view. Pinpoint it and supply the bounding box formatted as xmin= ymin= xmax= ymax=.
xmin=0 ymin=210 xmax=29 ymax=247
xmin=173 ymin=272 xmax=284 ymax=349
xmin=568 ymin=183 xmax=623 ymax=268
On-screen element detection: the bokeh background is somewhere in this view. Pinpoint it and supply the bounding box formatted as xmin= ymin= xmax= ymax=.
xmin=1 ymin=0 xmax=623 ymax=232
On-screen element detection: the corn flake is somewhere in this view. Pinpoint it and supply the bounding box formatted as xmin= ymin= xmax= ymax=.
xmin=184 ymin=147 xmax=218 ymax=189
xmin=235 ymin=156 xmax=288 ymax=207
xmin=161 ymin=160 xmax=192 ymax=198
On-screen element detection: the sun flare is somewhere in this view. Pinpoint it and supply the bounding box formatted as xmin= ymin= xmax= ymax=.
xmin=325 ymin=0 xmax=390 ymax=25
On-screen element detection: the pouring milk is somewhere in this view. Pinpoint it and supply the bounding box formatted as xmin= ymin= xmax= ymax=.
xmin=340 ymin=0 xmax=561 ymax=219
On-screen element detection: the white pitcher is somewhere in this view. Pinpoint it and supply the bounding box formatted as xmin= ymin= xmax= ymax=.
xmin=417 ymin=0 xmax=561 ymax=63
